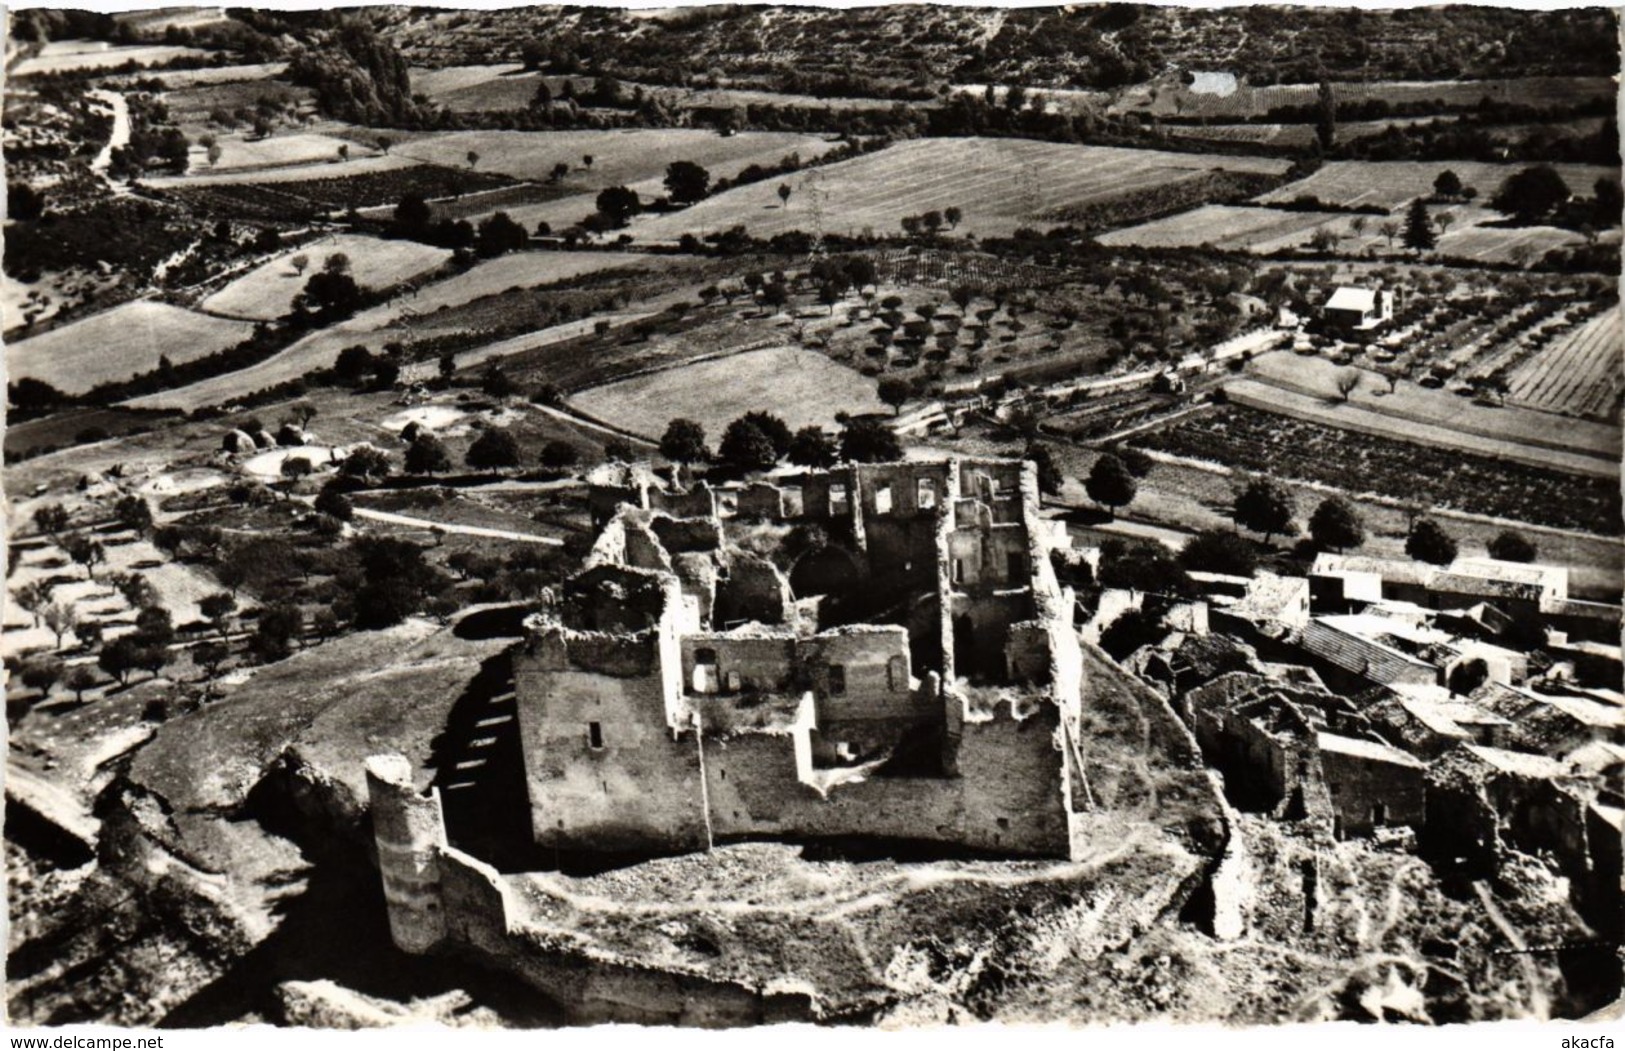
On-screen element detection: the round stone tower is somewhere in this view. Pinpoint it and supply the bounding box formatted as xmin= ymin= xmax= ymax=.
xmin=365 ymin=753 xmax=447 ymax=954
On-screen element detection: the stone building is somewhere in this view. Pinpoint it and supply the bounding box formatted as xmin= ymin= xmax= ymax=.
xmin=514 ymin=457 xmax=1093 ymax=861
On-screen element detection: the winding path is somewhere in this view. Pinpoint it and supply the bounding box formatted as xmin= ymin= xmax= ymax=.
xmin=350 ymin=506 xmax=562 ymax=546
xmin=88 ymin=89 xmax=130 ymax=189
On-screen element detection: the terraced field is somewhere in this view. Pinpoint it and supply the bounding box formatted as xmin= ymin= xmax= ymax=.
xmin=1111 ymin=76 xmax=1616 ymax=120
xmin=1095 ymin=204 xmax=1347 ymax=252
xmin=631 ymin=138 xmax=1294 ymax=242
xmin=7 ymin=301 xmax=254 ymax=395
xmin=1257 ymin=160 xmax=1619 ymax=211
xmin=570 ymin=346 xmax=886 ymax=439
xmin=1507 ymin=306 xmax=1623 ymax=420
xmin=199 ymin=234 xmax=452 ymax=321
xmin=391 ymin=128 xmax=838 ymax=185
xmin=11 ymin=39 xmax=208 ymax=76
xmin=184 ymin=132 xmax=380 ymax=173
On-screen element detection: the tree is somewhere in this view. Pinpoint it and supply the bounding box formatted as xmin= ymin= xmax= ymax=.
xmin=115 ymin=494 xmax=153 ymax=535
xmin=335 ymin=345 xmax=375 ymax=384
xmin=253 ymin=604 xmax=303 ymax=662
xmin=99 ymin=637 xmax=140 ymax=686
xmin=777 ymin=183 xmax=792 ymax=208
xmin=377 ymin=135 xmax=394 ymax=155
xmin=280 ymin=455 xmax=314 ymax=494
xmin=481 ymin=365 xmax=516 ymax=398
xmin=290 ymin=253 xmax=310 ymax=276
xmin=718 ymin=419 xmax=778 ymax=471
xmin=839 ymin=418 xmax=902 ymax=463
xmin=466 ymin=149 xmax=481 ymax=169
xmin=944 ymin=206 xmax=963 ymax=230
xmin=1099 ymin=539 xmax=1193 ymax=596
xmin=1402 ymin=198 xmax=1435 ymax=252
xmin=41 ymin=600 xmax=77 ymax=648
xmin=531 ymin=79 xmax=553 ymax=109
xmin=65 ymin=665 xmax=99 ymax=703
xmin=1025 ymin=441 xmax=1063 ymax=497
xmin=877 ymin=377 xmax=912 ymax=416
xmin=207 ymin=141 xmax=223 ymax=167
xmin=1179 ymin=529 xmax=1257 ymax=577
xmin=1085 ymin=454 xmax=1137 ymax=517
xmin=659 ymin=418 xmax=710 ymax=464
xmin=394 ymin=192 xmax=432 ymax=229
xmin=341 ymin=446 xmax=391 ymax=482
xmin=193 ymin=641 xmax=228 ymax=683
xmin=21 ymin=658 xmax=63 ymax=697
xmin=15 ymin=581 xmax=51 ymax=626
xmin=406 ymin=434 xmax=452 ymax=475
xmin=664 ymin=160 xmax=711 ymax=205
xmin=114 ymin=572 xmax=159 ymax=611
xmin=1314 ymin=78 xmax=1336 ymax=150
xmin=594 ymin=185 xmax=641 ymax=227
xmin=540 ymin=440 xmax=578 ymax=470
xmin=63 ymin=535 xmax=105 ymax=579
xmin=34 ymin=503 xmax=70 ymax=537
xmin=200 ymin=591 xmax=237 ymax=641
xmin=1378 ymin=220 xmax=1401 ymax=249
xmin=337 ymin=143 xmax=350 ymax=163
xmin=1434 ymin=170 xmax=1463 ymax=198
xmin=1593 ymin=178 xmax=1622 ymax=228
xmin=466 ymin=428 xmax=521 ymax=471
xmin=1491 ymin=165 xmax=1571 ymax=224
xmin=788 ymin=427 xmax=838 ymax=468
xmin=1309 ymin=496 xmax=1365 ymax=552
xmin=476 ymin=211 xmax=529 ymax=257
xmin=1406 ymin=517 xmax=1458 ymax=566
xmin=581 ymin=153 xmax=593 ymax=169
xmin=1488 ymin=530 xmax=1537 ymax=563
xmin=1233 ymin=479 xmax=1296 ymax=544
xmin=1334 ymin=368 xmax=1361 ymax=402
xmin=315 ymin=482 xmax=355 ymax=521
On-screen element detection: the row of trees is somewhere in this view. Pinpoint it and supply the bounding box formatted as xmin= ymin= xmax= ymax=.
xmin=658 ymin=412 xmax=905 ymax=472
xmin=1080 ymin=454 xmax=1536 ymax=567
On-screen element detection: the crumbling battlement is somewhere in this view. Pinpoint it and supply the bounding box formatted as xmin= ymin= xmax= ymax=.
xmin=512 ymin=457 xmax=1088 ymax=861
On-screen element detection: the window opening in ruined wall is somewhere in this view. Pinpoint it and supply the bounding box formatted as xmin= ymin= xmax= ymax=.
xmin=588 ymin=722 xmax=604 ymax=749
xmin=829 ymin=664 xmax=846 ymax=695
xmin=917 ymin=478 xmax=936 ymax=509
xmin=830 ymin=483 xmax=849 ymax=515
xmin=875 ymin=485 xmax=892 ymax=515
xmin=693 ymin=647 xmax=719 ymax=694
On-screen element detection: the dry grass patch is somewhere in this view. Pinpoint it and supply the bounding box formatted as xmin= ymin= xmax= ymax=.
xmin=200 ymin=233 xmax=452 ymax=320
xmin=7 ymin=301 xmax=254 ymax=395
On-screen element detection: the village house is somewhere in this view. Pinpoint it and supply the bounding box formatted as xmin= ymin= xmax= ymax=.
xmin=1321 ymin=285 xmax=1395 ymax=332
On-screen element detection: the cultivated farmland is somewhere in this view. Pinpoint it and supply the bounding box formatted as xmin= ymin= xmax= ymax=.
xmin=199 ymin=234 xmax=453 ymax=320
xmin=631 ymin=138 xmax=1294 ymax=242
xmin=1095 ymin=204 xmax=1348 ymax=252
xmin=184 ymin=132 xmax=379 ymax=173
xmin=376 ymin=250 xmax=656 ymax=317
xmin=1244 ymin=350 xmax=1622 ymax=465
xmin=11 ymin=40 xmax=209 ymax=76
xmin=7 ymin=301 xmax=254 ymax=395
xmin=1507 ymin=306 xmax=1624 ymax=420
xmin=391 ymin=129 xmax=840 ymax=186
xmin=138 ymin=153 xmax=423 ymax=189
xmin=1133 ymin=404 xmax=1621 ymax=535
xmin=1110 ymin=75 xmax=1616 ymax=121
xmin=1257 ymin=160 xmax=1619 ymax=211
xmin=570 ymin=346 xmax=887 ymax=439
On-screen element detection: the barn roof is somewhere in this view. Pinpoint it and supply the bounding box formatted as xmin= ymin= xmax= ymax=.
xmin=1325 ymin=286 xmax=1378 ymax=313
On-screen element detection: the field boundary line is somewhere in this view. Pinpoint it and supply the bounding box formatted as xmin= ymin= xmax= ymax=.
xmin=1245 ymin=366 xmax=1618 ymax=463
xmin=1129 ymin=446 xmax=1624 ymax=544
xmin=1226 ymin=383 xmax=1618 ymax=479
